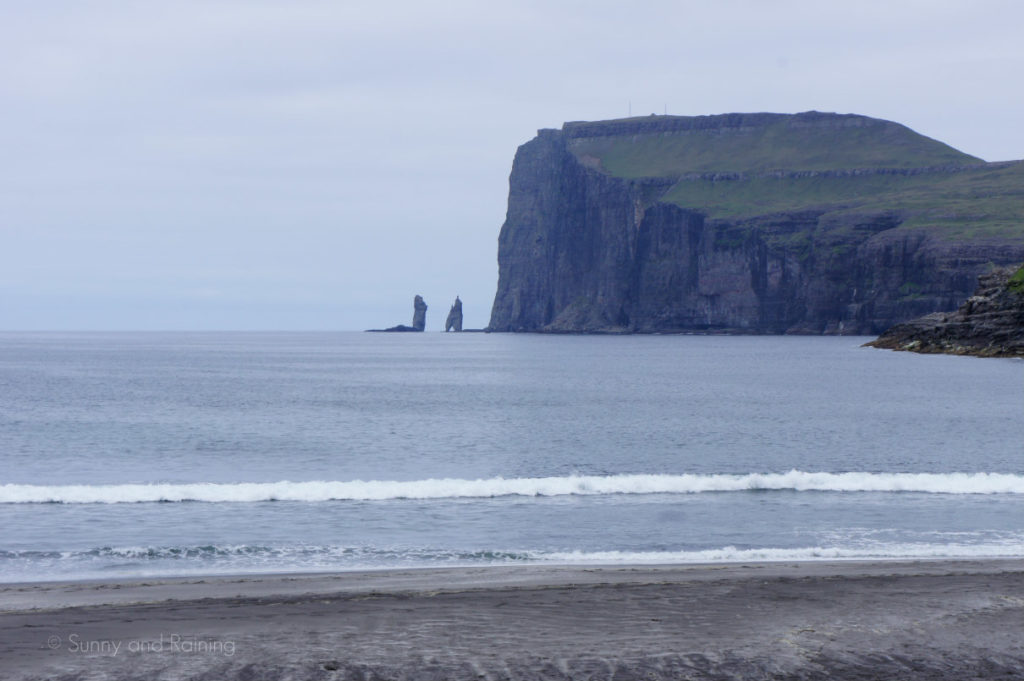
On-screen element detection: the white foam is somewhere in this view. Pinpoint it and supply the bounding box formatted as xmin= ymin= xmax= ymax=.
xmin=4 ymin=541 xmax=1023 ymax=584
xmin=3 ymin=470 xmax=1024 ymax=504
xmin=534 ymin=541 xmax=1024 ymax=563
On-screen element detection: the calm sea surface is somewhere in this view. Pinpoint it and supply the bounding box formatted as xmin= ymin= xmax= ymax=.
xmin=1 ymin=331 xmax=1022 ymax=582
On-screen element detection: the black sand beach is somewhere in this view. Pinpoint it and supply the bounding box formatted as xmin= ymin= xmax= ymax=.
xmin=2 ymin=560 xmax=1023 ymax=680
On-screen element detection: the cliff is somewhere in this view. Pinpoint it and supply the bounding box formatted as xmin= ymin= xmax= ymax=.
xmin=488 ymin=112 xmax=1024 ymax=334
xmin=866 ymin=265 xmax=1024 ymax=357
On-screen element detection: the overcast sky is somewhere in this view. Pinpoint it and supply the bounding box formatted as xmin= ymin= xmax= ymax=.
xmin=2 ymin=0 xmax=1022 ymax=330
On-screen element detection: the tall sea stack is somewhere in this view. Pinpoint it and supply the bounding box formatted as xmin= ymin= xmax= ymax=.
xmin=445 ymin=296 xmax=463 ymax=332
xmin=412 ymin=295 xmax=427 ymax=331
xmin=488 ymin=112 xmax=1024 ymax=334
xmin=366 ymin=295 xmax=429 ymax=332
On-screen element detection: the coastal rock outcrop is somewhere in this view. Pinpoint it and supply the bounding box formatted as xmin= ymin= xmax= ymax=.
xmin=367 ymin=295 xmax=428 ymax=332
xmin=412 ymin=295 xmax=427 ymax=331
xmin=867 ymin=265 xmax=1024 ymax=357
xmin=445 ymin=296 xmax=463 ymax=332
xmin=488 ymin=112 xmax=1024 ymax=334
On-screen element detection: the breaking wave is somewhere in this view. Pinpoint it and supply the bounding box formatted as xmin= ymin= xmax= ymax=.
xmin=537 ymin=542 xmax=1024 ymax=564
xmin=3 ymin=539 xmax=1024 ymax=583
xmin=3 ymin=471 xmax=1024 ymax=504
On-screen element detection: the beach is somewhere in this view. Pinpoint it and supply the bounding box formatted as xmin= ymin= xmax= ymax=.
xmin=3 ymin=559 xmax=1023 ymax=680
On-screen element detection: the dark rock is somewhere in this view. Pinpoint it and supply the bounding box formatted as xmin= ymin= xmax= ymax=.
xmin=866 ymin=265 xmax=1024 ymax=357
xmin=368 ymin=325 xmax=420 ymax=333
xmin=487 ymin=114 xmax=1024 ymax=334
xmin=366 ymin=295 xmax=428 ymax=332
xmin=412 ymin=295 xmax=427 ymax=331
xmin=444 ymin=296 xmax=463 ymax=332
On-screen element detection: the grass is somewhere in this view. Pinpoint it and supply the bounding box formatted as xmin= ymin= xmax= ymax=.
xmin=658 ymin=161 xmax=1024 ymax=239
xmin=568 ymin=114 xmax=979 ymax=177
xmin=566 ymin=113 xmax=1024 ymax=243
xmin=1008 ymin=265 xmax=1024 ymax=295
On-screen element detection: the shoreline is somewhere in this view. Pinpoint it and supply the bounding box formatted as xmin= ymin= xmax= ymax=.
xmin=4 ymin=558 xmax=1024 ymax=680
xmin=3 ymin=556 xmax=1024 ymax=607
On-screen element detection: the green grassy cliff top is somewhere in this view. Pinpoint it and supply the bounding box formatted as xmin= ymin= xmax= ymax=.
xmin=566 ymin=112 xmax=980 ymax=177
xmin=562 ymin=112 xmax=1022 ymax=240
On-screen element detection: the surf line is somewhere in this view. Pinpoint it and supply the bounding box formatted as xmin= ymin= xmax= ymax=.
xmin=3 ymin=471 xmax=1024 ymax=504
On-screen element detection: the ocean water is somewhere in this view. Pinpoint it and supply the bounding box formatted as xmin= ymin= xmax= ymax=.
xmin=1 ymin=331 xmax=1022 ymax=583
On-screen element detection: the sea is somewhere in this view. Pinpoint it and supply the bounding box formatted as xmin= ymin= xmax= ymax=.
xmin=1 ymin=331 xmax=1022 ymax=583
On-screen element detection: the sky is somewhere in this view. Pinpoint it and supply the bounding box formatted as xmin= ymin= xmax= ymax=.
xmin=2 ymin=0 xmax=1023 ymax=331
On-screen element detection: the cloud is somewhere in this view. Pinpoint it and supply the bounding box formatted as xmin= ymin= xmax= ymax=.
xmin=2 ymin=0 xmax=1022 ymax=329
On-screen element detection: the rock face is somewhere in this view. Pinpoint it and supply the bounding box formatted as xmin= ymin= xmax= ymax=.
xmin=367 ymin=295 xmax=428 ymax=332
xmin=412 ymin=295 xmax=428 ymax=331
xmin=445 ymin=296 xmax=463 ymax=332
xmin=866 ymin=266 xmax=1024 ymax=357
xmin=488 ymin=112 xmax=1024 ymax=334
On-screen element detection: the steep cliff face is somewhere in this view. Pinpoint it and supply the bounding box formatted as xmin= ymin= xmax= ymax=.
xmin=489 ymin=113 xmax=1024 ymax=334
xmin=490 ymin=129 xmax=657 ymax=332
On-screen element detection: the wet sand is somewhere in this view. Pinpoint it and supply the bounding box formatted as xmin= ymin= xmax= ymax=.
xmin=2 ymin=559 xmax=1023 ymax=680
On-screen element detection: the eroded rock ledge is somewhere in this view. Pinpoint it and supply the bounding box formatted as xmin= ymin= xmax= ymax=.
xmin=867 ymin=266 xmax=1024 ymax=357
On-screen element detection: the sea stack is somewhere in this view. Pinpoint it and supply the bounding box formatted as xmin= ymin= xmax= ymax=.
xmin=366 ymin=295 xmax=429 ymax=332
xmin=445 ymin=296 xmax=464 ymax=332
xmin=412 ymin=295 xmax=427 ymax=331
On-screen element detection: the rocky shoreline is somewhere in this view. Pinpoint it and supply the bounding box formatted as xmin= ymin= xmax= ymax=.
xmin=867 ymin=265 xmax=1024 ymax=357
